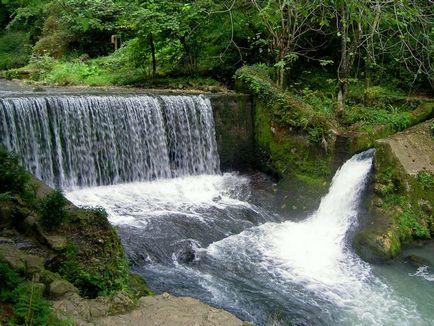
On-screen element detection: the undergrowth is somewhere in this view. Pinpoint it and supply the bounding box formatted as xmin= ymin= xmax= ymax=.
xmin=235 ymin=65 xmax=329 ymax=144
xmin=0 ymin=261 xmax=67 ymax=325
xmin=38 ymin=190 xmax=68 ymax=230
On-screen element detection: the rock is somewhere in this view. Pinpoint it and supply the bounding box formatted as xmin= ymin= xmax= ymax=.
xmin=49 ymin=279 xmax=79 ymax=298
xmin=0 ymin=202 xmax=14 ymax=226
xmin=405 ymin=254 xmax=432 ymax=269
xmin=93 ymin=294 xmax=247 ymax=326
xmin=0 ymin=243 xmax=44 ymax=273
xmin=23 ymin=214 xmax=37 ymax=228
xmin=32 ymin=86 xmax=46 ymax=92
xmin=108 ymin=291 xmax=135 ymax=315
xmin=52 ymin=292 xmax=92 ymax=322
xmin=33 ymin=282 xmax=46 ymax=294
xmin=45 ymin=235 xmax=67 ymax=251
xmin=354 ymin=227 xmax=400 ymax=263
xmin=40 ymin=268 xmax=61 ymax=285
xmin=0 ymin=237 xmax=13 ymax=244
xmin=24 ymin=255 xmax=45 ymax=274
xmin=89 ymin=300 xmax=110 ymax=318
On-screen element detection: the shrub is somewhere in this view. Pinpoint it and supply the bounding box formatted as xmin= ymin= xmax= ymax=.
xmin=0 ymin=261 xmax=67 ymax=325
xmin=38 ymin=190 xmax=67 ymax=230
xmin=0 ymin=261 xmax=23 ymax=302
xmin=0 ymin=31 xmax=31 ymax=70
xmin=13 ymin=282 xmax=52 ymax=325
xmin=397 ymin=209 xmax=430 ymax=242
xmin=417 ymin=171 xmax=434 ymax=191
xmin=33 ymin=33 xmax=71 ymax=59
xmin=59 ymin=243 xmax=108 ymax=298
xmin=0 ymin=147 xmax=30 ymax=195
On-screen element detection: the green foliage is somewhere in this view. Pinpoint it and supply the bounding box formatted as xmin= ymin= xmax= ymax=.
xmin=397 ymin=209 xmax=430 ymax=242
xmin=0 ymin=261 xmax=65 ymax=325
xmin=0 ymin=31 xmax=31 ymax=70
xmin=38 ymin=190 xmax=67 ymax=230
xmin=0 ymin=261 xmax=23 ymax=302
xmin=341 ymin=105 xmax=412 ymax=132
xmin=235 ymin=65 xmax=328 ymax=143
xmin=417 ymin=171 xmax=434 ymax=191
xmin=59 ymin=241 xmax=129 ymax=299
xmin=0 ymin=148 xmax=30 ymax=196
xmin=13 ymin=282 xmax=51 ymax=326
xmin=59 ymin=243 xmax=105 ymax=298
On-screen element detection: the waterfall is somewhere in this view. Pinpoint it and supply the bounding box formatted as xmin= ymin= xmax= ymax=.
xmin=0 ymin=95 xmax=219 ymax=189
xmin=203 ymin=150 xmax=424 ymax=325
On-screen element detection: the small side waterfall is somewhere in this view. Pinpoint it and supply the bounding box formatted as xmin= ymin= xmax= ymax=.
xmin=0 ymin=95 xmax=219 ymax=189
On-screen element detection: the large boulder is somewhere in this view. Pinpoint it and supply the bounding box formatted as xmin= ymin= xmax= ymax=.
xmin=49 ymin=279 xmax=79 ymax=298
xmin=354 ymin=119 xmax=434 ymax=262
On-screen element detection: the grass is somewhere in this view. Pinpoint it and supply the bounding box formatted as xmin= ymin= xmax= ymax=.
xmin=341 ymin=104 xmax=413 ymax=132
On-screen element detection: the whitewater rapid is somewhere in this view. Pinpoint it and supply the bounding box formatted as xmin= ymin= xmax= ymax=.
xmin=67 ymin=151 xmax=430 ymax=325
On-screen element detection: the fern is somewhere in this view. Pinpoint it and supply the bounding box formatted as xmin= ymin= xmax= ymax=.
xmin=13 ymin=282 xmax=51 ymax=326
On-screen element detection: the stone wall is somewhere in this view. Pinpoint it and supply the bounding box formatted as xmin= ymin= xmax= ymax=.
xmin=210 ymin=94 xmax=255 ymax=171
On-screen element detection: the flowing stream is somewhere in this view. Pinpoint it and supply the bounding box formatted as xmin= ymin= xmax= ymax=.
xmin=1 ymin=94 xmax=433 ymax=325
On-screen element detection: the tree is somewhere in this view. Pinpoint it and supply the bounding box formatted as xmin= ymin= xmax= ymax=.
xmin=378 ymin=0 xmax=433 ymax=91
xmin=246 ymin=0 xmax=324 ymax=88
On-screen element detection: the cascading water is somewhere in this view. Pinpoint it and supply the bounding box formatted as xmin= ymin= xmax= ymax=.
xmin=0 ymin=95 xmax=219 ymax=189
xmin=1 ymin=93 xmax=432 ymax=325
xmin=66 ymin=150 xmax=432 ymax=326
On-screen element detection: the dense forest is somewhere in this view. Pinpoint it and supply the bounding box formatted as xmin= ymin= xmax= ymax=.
xmin=1 ymin=0 xmax=432 ymax=98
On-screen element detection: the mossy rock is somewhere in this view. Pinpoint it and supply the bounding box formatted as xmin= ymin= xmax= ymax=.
xmin=356 ymin=119 xmax=434 ymax=262
xmin=127 ymin=273 xmax=153 ymax=299
xmin=49 ymin=279 xmax=79 ymax=298
xmin=354 ymin=227 xmax=401 ymax=262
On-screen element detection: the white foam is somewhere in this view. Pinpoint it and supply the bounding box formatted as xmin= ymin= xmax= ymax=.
xmin=66 ymin=173 xmax=250 ymax=226
xmin=206 ymin=152 xmax=426 ymax=325
xmin=409 ymin=266 xmax=434 ymax=282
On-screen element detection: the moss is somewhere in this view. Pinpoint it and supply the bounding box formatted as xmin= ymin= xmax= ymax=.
xmin=356 ymin=125 xmax=434 ymax=261
xmin=254 ymin=99 xmax=333 ymax=183
xmin=235 ymin=65 xmax=330 ymax=143
xmin=56 ymin=208 xmax=130 ymax=298
xmin=347 ymin=100 xmax=434 ymax=153
xmin=127 ymin=274 xmax=153 ymax=299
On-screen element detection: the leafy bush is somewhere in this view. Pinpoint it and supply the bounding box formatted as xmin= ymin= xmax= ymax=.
xmin=59 ymin=243 xmax=112 ymax=298
xmin=38 ymin=190 xmax=67 ymax=230
xmin=341 ymin=105 xmax=412 ymax=132
xmin=397 ymin=209 xmax=430 ymax=242
xmin=0 ymin=148 xmax=30 ymax=195
xmin=0 ymin=261 xmax=65 ymax=325
xmin=0 ymin=32 xmax=31 ymax=70
xmin=0 ymin=261 xmax=23 ymax=302
xmin=417 ymin=171 xmax=434 ymax=191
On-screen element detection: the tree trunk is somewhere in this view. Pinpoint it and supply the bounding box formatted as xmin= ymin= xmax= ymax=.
xmin=149 ymin=33 xmax=156 ymax=79
xmin=364 ymin=59 xmax=371 ymax=105
xmin=337 ymin=82 xmax=346 ymax=114
xmin=337 ymin=20 xmax=348 ymax=115
xmin=180 ymin=36 xmax=194 ymax=74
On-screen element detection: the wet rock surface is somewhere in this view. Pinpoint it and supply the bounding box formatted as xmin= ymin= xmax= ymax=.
xmin=355 ymin=119 xmax=434 ymax=262
xmin=376 ymin=118 xmax=434 ymax=175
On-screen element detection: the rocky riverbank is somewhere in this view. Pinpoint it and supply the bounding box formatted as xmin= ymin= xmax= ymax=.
xmin=0 ymin=148 xmax=247 ymax=325
xmin=354 ymin=118 xmax=434 ymax=262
